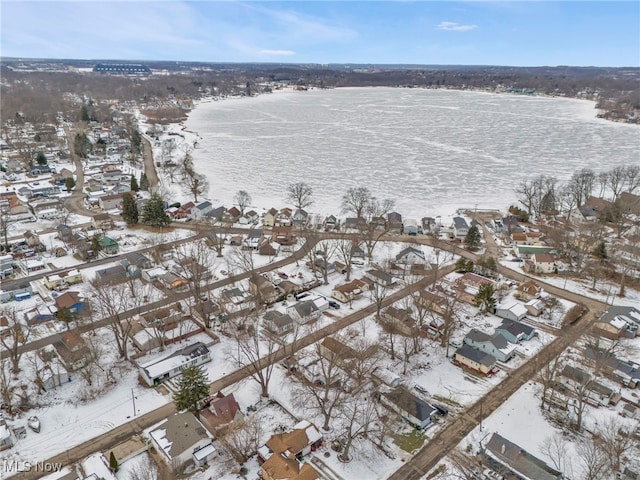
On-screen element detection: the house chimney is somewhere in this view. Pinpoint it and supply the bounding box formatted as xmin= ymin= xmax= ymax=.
xmin=501 ymin=444 xmax=505 ymax=455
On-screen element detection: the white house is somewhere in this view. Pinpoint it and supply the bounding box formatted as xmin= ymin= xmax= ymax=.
xmin=452 ymin=216 xmax=469 ymax=238
xmin=494 ymin=301 xmax=528 ymax=322
xmin=138 ymin=342 xmax=211 ymax=387
xmin=395 ymin=246 xmax=425 ymax=264
xmin=191 ymin=200 xmax=213 ymax=220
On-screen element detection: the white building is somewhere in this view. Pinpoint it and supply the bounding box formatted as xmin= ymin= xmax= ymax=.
xmin=138 ymin=342 xmax=211 ymax=387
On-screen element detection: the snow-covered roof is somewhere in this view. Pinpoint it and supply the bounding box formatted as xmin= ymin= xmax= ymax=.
xmin=139 ymin=342 xmax=209 ymax=379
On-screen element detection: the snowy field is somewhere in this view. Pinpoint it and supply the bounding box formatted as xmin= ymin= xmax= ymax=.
xmin=185 ymin=88 xmax=640 ymax=219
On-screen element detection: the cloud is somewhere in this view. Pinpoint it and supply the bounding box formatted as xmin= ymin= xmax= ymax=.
xmin=259 ymin=49 xmax=295 ymax=57
xmin=436 ymin=21 xmax=478 ymax=32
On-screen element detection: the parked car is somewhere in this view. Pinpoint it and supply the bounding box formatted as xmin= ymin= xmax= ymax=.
xmin=350 ymin=259 xmax=364 ymax=266
xmin=277 ymin=272 xmax=288 ymax=279
xmin=328 ymin=300 xmax=341 ymax=309
xmin=295 ymin=292 xmax=310 ymax=301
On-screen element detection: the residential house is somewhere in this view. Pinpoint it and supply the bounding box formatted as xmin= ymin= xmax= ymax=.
xmin=23 ymin=304 xmax=56 ymax=326
xmin=495 ymin=319 xmax=538 ymax=344
xmin=530 ymin=253 xmax=556 ymax=274
xmin=494 ymin=301 xmax=528 ymax=322
xmin=395 ymin=246 xmax=426 ymax=264
xmin=258 ymin=239 xmax=280 ymax=256
xmin=292 ymin=209 xmax=309 ymax=229
xmin=98 ymin=193 xmax=123 ymax=211
xmin=148 ymin=412 xmax=215 ymax=469
xmin=258 ymin=420 xmax=322 ymax=480
xmin=455 ymin=272 xmax=495 ymax=304
xmin=387 ymin=212 xmax=403 ymax=233
xmin=0 ymin=417 xmax=14 ymax=451
xmin=380 ymin=306 xmax=416 ymax=336
xmin=44 ymin=269 xmax=83 ymax=290
xmin=242 ymin=229 xmax=263 ymax=250
xmin=158 ymin=272 xmax=188 ymax=291
xmin=138 ymin=342 xmax=211 ymax=387
xmin=91 ymin=213 xmax=113 ymax=230
xmin=125 ymin=252 xmax=153 ymax=270
xmin=245 ymin=209 xmax=260 ymax=224
xmin=275 ymin=208 xmax=293 ymax=227
xmin=272 ymin=226 xmax=296 ymax=246
xmin=464 ymin=329 xmax=517 ymax=362
xmin=596 ymin=306 xmax=640 ymax=339
xmin=381 ymin=387 xmax=438 ymax=430
xmin=263 ymin=310 xmax=295 ymax=335
xmin=452 ymin=216 xmax=469 ymax=239
xmin=481 ymin=433 xmax=563 ymax=480
xmin=57 ymin=224 xmax=74 ymax=243
xmin=331 ymin=278 xmax=368 ymax=303
xmin=365 ymin=269 xmax=395 ymax=288
xmin=23 ymin=231 xmax=40 ymax=249
xmin=199 ymin=393 xmax=244 ymax=433
xmin=343 ymin=217 xmax=366 ymax=231
xmin=287 ymin=300 xmax=321 ymax=324
xmin=525 ymin=298 xmax=546 ymax=317
xmin=55 ymin=291 xmax=84 ymax=315
xmin=402 ymin=218 xmax=419 ymax=235
xmin=98 ymin=236 xmax=119 ymax=255
xmin=20 ymin=258 xmax=46 ymax=274
xmin=263 ymin=208 xmax=278 ymax=227
xmin=516 ymin=280 xmax=542 ymax=301
xmin=192 ymin=200 xmax=213 ymax=220
xmin=95 ymin=264 xmax=129 ymax=285
xmin=250 ymin=275 xmax=280 ymax=305
xmin=617 ymin=192 xmax=640 ymax=216
xmin=221 ymin=287 xmax=248 ymax=305
xmin=453 ymin=344 xmax=497 ymax=375
xmin=323 ymin=215 xmax=337 ymax=231
xmin=54 ymin=331 xmax=90 ymax=371
xmin=559 ymin=365 xmax=616 ymax=406
xmin=421 ymin=217 xmax=437 ymax=234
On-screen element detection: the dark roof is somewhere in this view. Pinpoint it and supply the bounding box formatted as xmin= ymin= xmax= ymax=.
xmin=455 ymin=344 xmax=496 ymax=367
xmin=453 ymin=216 xmax=469 ymax=228
xmin=496 ymin=319 xmax=535 ymax=338
xmin=484 ymin=433 xmax=562 ymax=480
xmin=383 ymin=387 xmax=436 ymax=422
xmin=465 ymin=329 xmax=510 ymax=350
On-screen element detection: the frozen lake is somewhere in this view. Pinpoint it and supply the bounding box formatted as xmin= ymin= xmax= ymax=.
xmin=186 ymin=87 xmax=640 ymax=219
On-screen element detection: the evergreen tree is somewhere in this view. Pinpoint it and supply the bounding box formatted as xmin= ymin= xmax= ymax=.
xmin=36 ymin=152 xmax=47 ymax=165
xmin=139 ymin=172 xmax=149 ymax=191
xmin=593 ymin=241 xmax=607 ymax=261
xmin=109 ymin=451 xmax=118 ymax=473
xmin=173 ymin=365 xmax=209 ymax=413
xmin=91 ymin=234 xmax=102 ymax=253
xmin=122 ymin=192 xmax=139 ymax=225
xmin=464 ymin=225 xmax=482 ymax=251
xmin=142 ymin=194 xmax=170 ymax=228
xmin=455 ymin=257 xmax=474 ymax=273
xmin=474 ymin=283 xmax=496 ymax=314
xmin=64 ymin=177 xmax=76 ymax=193
xmin=130 ymin=174 xmax=139 ymax=192
xmin=80 ymin=105 xmax=91 ymax=122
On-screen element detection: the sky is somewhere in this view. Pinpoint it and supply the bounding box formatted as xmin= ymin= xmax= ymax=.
xmin=1 ymin=1 xmax=639 ymax=67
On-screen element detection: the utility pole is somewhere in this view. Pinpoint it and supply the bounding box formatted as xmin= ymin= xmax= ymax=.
xmin=131 ymin=388 xmax=137 ymax=417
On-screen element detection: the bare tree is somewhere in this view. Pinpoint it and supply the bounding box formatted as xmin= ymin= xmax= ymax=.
xmin=596 ymin=171 xmax=610 ymax=198
xmin=539 ymin=433 xmax=571 ymax=473
xmin=294 ymin=342 xmax=348 ymax=432
xmin=370 ymin=281 xmax=389 ymax=319
xmin=229 ymin=315 xmax=278 ymax=397
xmin=286 ymin=182 xmax=314 ymax=211
xmin=576 ymin=435 xmax=611 ymax=480
xmin=180 ymin=153 xmax=209 ymax=202
xmin=315 ymin=239 xmax=337 ymax=285
xmin=625 ymin=164 xmax=640 ymax=192
xmin=173 ymin=240 xmax=216 ymax=325
xmin=359 ymin=197 xmax=395 ymax=259
xmin=126 ymin=455 xmax=160 ymax=480
xmin=334 ymin=237 xmax=359 ymax=281
xmin=607 ymin=165 xmax=626 ymax=200
xmin=341 ymin=186 xmax=371 ymax=219
xmin=516 ymin=178 xmax=538 ymax=217
xmin=612 ymin=234 xmax=640 ymax=297
xmin=219 ymin=416 xmax=262 ymax=463
xmin=234 ymin=190 xmax=251 ymax=216
xmin=0 ymin=307 xmax=31 ymax=374
xmin=337 ymin=392 xmax=383 ymax=462
xmin=77 ymin=334 xmax=104 ymax=387
xmin=596 ymin=417 xmax=635 ymax=473
xmin=568 ymin=168 xmax=595 ymax=208
xmin=536 ymin=354 xmax=564 ymax=410
xmin=89 ymin=279 xmax=137 ymax=360
xmin=0 ymin=360 xmax=16 ymax=415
